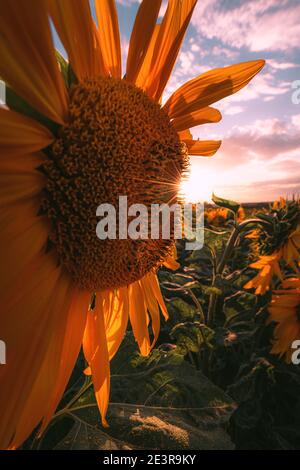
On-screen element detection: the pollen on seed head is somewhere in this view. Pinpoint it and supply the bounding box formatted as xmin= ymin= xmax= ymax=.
xmin=39 ymin=76 xmax=189 ymax=291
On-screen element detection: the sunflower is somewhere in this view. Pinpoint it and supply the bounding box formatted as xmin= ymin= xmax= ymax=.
xmin=244 ymin=251 xmax=282 ymax=295
xmin=0 ymin=0 xmax=264 ymax=449
xmin=268 ymin=278 xmax=300 ymax=362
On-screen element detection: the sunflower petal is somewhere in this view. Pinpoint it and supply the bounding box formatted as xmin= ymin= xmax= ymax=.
xmin=83 ymin=305 xmax=110 ymax=427
xmin=140 ymin=0 xmax=197 ymax=100
xmin=0 ymin=252 xmax=63 ymax=449
xmin=0 ymin=0 xmax=68 ymax=124
xmin=173 ymin=107 xmax=222 ymax=132
xmin=11 ymin=276 xmax=77 ymax=448
xmin=128 ymin=281 xmax=151 ymax=356
xmin=48 ymin=0 xmax=107 ymax=81
xmin=38 ymin=289 xmax=90 ymax=435
xmin=95 ymin=0 xmax=121 ymax=78
xmin=0 ymin=109 xmax=54 ymax=156
xmin=140 ymin=276 xmax=160 ymax=349
xmin=106 ymin=288 xmax=129 ymax=360
xmin=126 ymin=0 xmax=162 ymax=83
xmin=164 ymin=60 xmax=265 ymax=119
xmin=184 ymin=140 xmax=222 ymax=157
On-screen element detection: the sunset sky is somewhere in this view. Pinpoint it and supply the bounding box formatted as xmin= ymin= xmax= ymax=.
xmin=116 ymin=0 xmax=300 ymax=203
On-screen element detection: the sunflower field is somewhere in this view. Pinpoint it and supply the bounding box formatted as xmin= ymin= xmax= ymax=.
xmin=19 ymin=196 xmax=300 ymax=451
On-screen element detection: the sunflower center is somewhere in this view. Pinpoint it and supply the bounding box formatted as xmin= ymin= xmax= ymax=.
xmin=40 ymin=77 xmax=188 ymax=291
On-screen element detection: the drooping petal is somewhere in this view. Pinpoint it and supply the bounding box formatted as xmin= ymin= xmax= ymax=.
xmin=0 ymin=108 xmax=54 ymax=156
xmin=95 ymin=0 xmax=121 ymax=78
xmin=38 ymin=289 xmax=90 ymax=435
xmin=0 ymin=252 xmax=65 ymax=449
xmin=172 ymin=107 xmax=222 ymax=132
xmin=128 ymin=281 xmax=151 ymax=356
xmin=0 ymin=0 xmax=68 ymax=124
xmin=105 ymin=288 xmax=129 ymax=360
xmin=164 ymin=60 xmax=265 ymax=119
xmin=136 ymin=0 xmax=197 ymax=100
xmin=126 ymin=0 xmax=162 ymax=83
xmin=184 ymin=140 xmax=222 ymax=157
xmin=140 ymin=276 xmax=160 ymax=349
xmin=146 ymin=272 xmax=169 ymax=321
xmin=83 ymin=303 xmax=110 ymax=427
xmin=48 ymin=0 xmax=107 ymax=81
xmin=10 ymin=277 xmax=78 ymax=448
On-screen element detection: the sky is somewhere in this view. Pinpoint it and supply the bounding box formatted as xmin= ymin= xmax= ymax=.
xmin=115 ymin=0 xmax=300 ymax=203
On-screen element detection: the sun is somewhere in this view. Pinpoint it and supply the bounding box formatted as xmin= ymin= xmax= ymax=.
xmin=180 ymin=165 xmax=216 ymax=203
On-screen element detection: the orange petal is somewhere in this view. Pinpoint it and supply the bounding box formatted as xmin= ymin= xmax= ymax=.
xmin=128 ymin=281 xmax=151 ymax=356
xmin=0 ymin=0 xmax=68 ymax=124
xmin=10 ymin=275 xmax=77 ymax=448
xmin=105 ymin=288 xmax=129 ymax=360
xmin=95 ymin=0 xmax=121 ymax=78
xmin=0 ymin=252 xmax=63 ymax=449
xmin=0 ymin=108 xmax=54 ymax=156
xmin=184 ymin=140 xmax=222 ymax=156
xmin=134 ymin=25 xmax=160 ymax=92
xmin=178 ymin=129 xmax=193 ymax=140
xmin=48 ymin=0 xmax=107 ymax=81
xmin=39 ymin=289 xmax=90 ymax=435
xmin=146 ymin=272 xmax=169 ymax=321
xmin=164 ymin=60 xmax=265 ymax=119
xmin=140 ymin=276 xmax=160 ymax=349
xmin=140 ymin=0 xmax=197 ymax=101
xmin=173 ymin=107 xmax=222 ymax=132
xmin=83 ymin=304 xmax=110 ymax=427
xmin=126 ymin=0 xmax=162 ymax=83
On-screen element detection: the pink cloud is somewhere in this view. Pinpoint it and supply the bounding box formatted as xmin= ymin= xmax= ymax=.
xmin=191 ymin=0 xmax=300 ymax=52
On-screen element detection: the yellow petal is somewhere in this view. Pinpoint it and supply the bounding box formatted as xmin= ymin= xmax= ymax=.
xmin=48 ymin=0 xmax=108 ymax=81
xmin=126 ymin=0 xmax=162 ymax=83
xmin=184 ymin=140 xmax=222 ymax=156
xmin=140 ymin=276 xmax=161 ymax=349
xmin=83 ymin=305 xmax=110 ymax=427
xmin=146 ymin=272 xmax=169 ymax=321
xmin=173 ymin=107 xmax=222 ymax=132
xmin=0 ymin=0 xmax=68 ymax=124
xmin=137 ymin=0 xmax=197 ymax=100
xmin=164 ymin=60 xmax=265 ymax=119
xmin=95 ymin=0 xmax=121 ymax=78
xmin=0 ymin=252 xmax=63 ymax=449
xmin=105 ymin=288 xmax=129 ymax=360
xmin=39 ymin=289 xmax=90 ymax=434
xmin=0 ymin=108 xmax=54 ymax=156
xmin=134 ymin=25 xmax=160 ymax=92
xmin=11 ymin=276 xmax=77 ymax=448
xmin=128 ymin=281 xmax=151 ymax=356
xmin=178 ymin=129 xmax=193 ymax=140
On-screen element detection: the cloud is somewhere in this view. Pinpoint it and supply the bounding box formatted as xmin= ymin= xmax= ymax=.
xmin=191 ymin=0 xmax=300 ymax=52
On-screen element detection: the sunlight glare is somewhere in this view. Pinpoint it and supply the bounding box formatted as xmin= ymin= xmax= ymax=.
xmin=180 ymin=166 xmax=216 ymax=203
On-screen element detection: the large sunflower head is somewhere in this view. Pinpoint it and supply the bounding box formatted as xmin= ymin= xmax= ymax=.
xmin=0 ymin=0 xmax=264 ymax=449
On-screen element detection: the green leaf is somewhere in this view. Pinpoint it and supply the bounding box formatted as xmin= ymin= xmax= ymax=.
xmin=55 ymin=50 xmax=70 ymax=87
xmin=6 ymin=85 xmax=60 ymax=136
xmin=212 ymin=193 xmax=240 ymax=214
